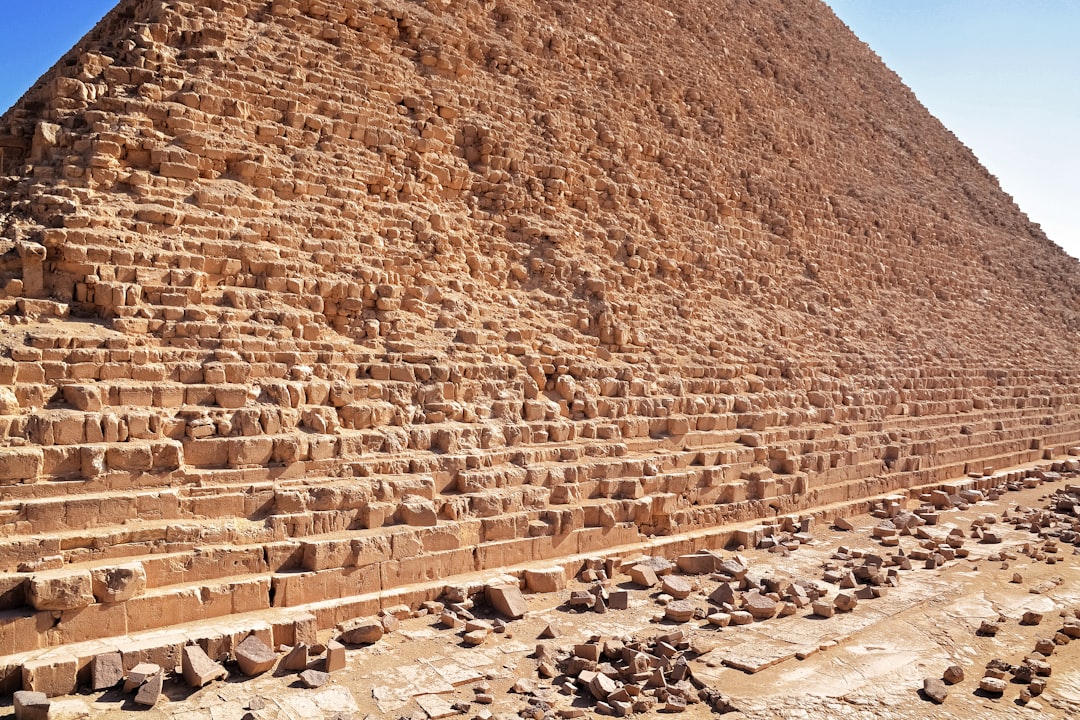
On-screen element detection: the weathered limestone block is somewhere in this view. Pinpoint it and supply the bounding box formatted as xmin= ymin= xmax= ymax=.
xmin=338 ymin=617 xmax=384 ymax=645
xmin=91 ymin=652 xmax=124 ymax=691
xmin=181 ymin=644 xmax=227 ymax=687
xmin=234 ymin=635 xmax=277 ymax=676
xmin=399 ymin=498 xmax=438 ymax=526
xmin=524 ymin=566 xmax=566 ymax=593
xmin=487 ymin=582 xmax=529 ymax=619
xmin=91 ymin=562 xmax=146 ymax=603
xmin=28 ymin=570 xmax=94 ymax=611
xmin=0 ymin=448 xmax=43 ymax=482
xmin=21 ymin=654 xmax=77 ymax=697
xmin=13 ymin=690 xmax=50 ymax=720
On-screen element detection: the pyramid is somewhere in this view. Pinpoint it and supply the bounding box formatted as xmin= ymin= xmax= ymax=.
xmin=2 ymin=0 xmax=1080 ymax=695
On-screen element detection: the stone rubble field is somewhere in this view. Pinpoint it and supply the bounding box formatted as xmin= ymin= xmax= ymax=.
xmin=10 ymin=465 xmax=1080 ymax=720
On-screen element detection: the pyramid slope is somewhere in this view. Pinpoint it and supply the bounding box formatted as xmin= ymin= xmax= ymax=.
xmin=1 ymin=0 xmax=1080 ymax=694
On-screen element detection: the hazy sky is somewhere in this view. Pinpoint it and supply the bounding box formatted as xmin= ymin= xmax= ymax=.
xmin=1 ymin=1 xmax=1077 ymax=256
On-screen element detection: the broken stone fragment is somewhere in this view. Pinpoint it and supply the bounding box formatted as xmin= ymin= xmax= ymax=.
xmin=664 ymin=600 xmax=696 ymax=623
xmin=979 ymin=676 xmax=1006 ymax=695
xmin=811 ymin=601 xmax=835 ymax=618
xmin=922 ymin=678 xmax=948 ymax=704
xmin=123 ymin=663 xmax=161 ymax=693
xmin=1021 ymin=611 xmax=1044 ymax=626
xmin=608 ymin=590 xmax=629 ymax=610
xmin=629 ymin=564 xmax=659 ymax=588
xmin=133 ymin=670 xmax=162 ymax=707
xmin=487 ymin=582 xmax=529 ymax=619
xmin=661 ymin=575 xmax=692 ymax=600
xmin=299 ymin=669 xmax=329 ymax=688
xmin=281 ymin=643 xmax=309 ymax=672
xmin=708 ymin=583 xmax=735 ymax=606
xmin=235 ymin=635 xmax=277 ymax=676
xmin=91 ymin=651 xmax=124 ymax=691
xmin=743 ymin=592 xmax=778 ymax=620
xmin=833 ymin=592 xmax=858 ymax=613
xmin=464 ymin=629 xmax=489 ymax=646
xmin=338 ymin=617 xmax=384 ymax=644
xmin=182 ymin=644 xmax=227 ymax=687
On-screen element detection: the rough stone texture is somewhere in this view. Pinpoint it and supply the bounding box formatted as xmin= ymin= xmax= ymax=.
xmin=12 ymin=691 xmax=49 ymax=720
xmin=922 ymin=677 xmax=947 ymax=704
xmin=181 ymin=644 xmax=227 ymax=688
xmin=90 ymin=651 xmax=124 ymax=691
xmin=2 ymin=0 xmax=1080 ymax=686
xmin=338 ymin=618 xmax=384 ymax=645
xmin=26 ymin=571 xmax=93 ymax=611
xmin=235 ymin=635 xmax=277 ymax=676
xmin=487 ymin=583 xmax=529 ymax=620
xmin=133 ymin=669 xmax=163 ymax=707
xmin=90 ymin=562 xmax=146 ymax=603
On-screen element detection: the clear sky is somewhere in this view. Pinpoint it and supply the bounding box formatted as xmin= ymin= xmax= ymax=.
xmin=824 ymin=0 xmax=1080 ymax=258
xmin=0 ymin=1 xmax=1077 ymax=257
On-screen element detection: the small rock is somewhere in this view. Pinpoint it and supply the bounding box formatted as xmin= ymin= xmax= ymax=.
xmin=943 ymin=664 xmax=965 ymax=684
xmin=922 ymin=677 xmax=948 ymax=704
xmin=979 ymin=676 xmax=1006 ymax=695
xmin=298 ymin=669 xmax=329 ymax=688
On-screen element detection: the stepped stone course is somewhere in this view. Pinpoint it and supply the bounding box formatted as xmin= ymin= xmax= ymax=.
xmin=2 ymin=0 xmax=1080 ymax=697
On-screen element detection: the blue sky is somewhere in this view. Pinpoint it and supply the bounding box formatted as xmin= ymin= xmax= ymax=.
xmin=0 ymin=1 xmax=1077 ymax=257
xmin=824 ymin=0 xmax=1080 ymax=258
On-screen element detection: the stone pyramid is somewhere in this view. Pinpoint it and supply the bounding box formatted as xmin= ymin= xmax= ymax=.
xmin=2 ymin=0 xmax=1079 ymax=695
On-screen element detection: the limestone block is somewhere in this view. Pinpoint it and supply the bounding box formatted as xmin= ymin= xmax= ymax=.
xmin=524 ymin=566 xmax=566 ymax=593
xmin=487 ymin=583 xmax=529 ymax=619
xmin=399 ymin=498 xmax=438 ymax=526
xmin=21 ymin=654 xmax=77 ymax=697
xmin=628 ymin=564 xmax=658 ymax=588
xmin=338 ymin=617 xmax=384 ymax=645
xmin=0 ymin=448 xmax=43 ymax=482
xmin=325 ymin=639 xmax=346 ymax=672
xmin=182 ymin=645 xmax=227 ymax=687
xmin=13 ymin=690 xmax=50 ymax=720
xmin=234 ymin=635 xmax=277 ymax=676
xmin=28 ymin=570 xmax=94 ymax=611
xmin=91 ymin=562 xmax=146 ymax=603
xmin=62 ymin=385 xmax=102 ymax=412
xmin=0 ymin=387 xmax=23 ymax=415
xmin=91 ymin=651 xmax=124 ymax=690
